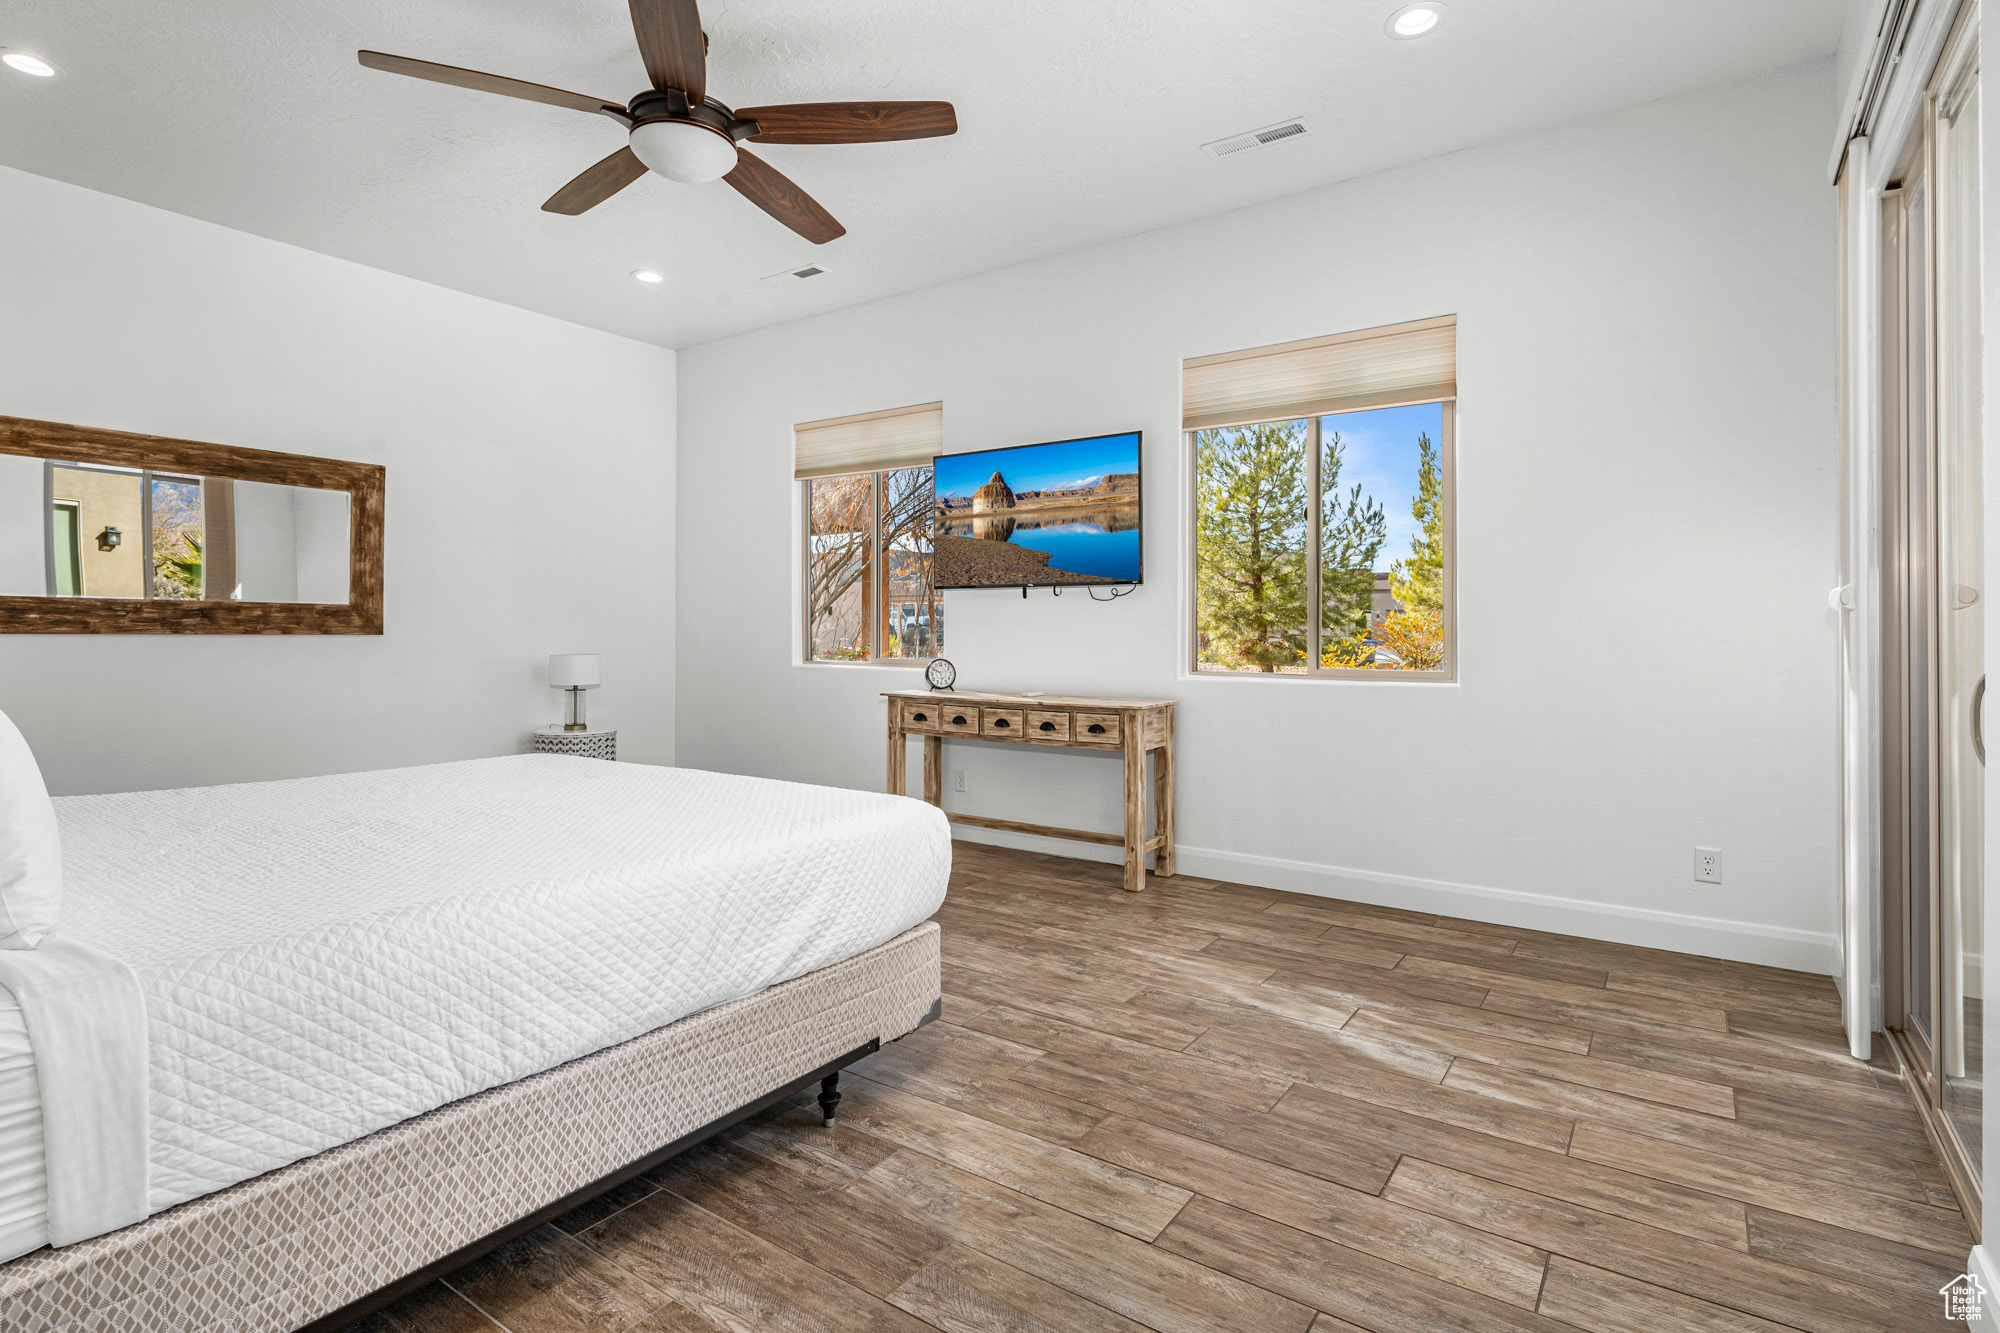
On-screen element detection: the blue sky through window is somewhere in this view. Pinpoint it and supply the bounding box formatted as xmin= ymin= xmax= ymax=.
xmin=1322 ymin=401 xmax=1442 ymax=572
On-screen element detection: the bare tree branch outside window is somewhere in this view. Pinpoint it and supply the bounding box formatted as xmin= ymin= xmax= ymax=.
xmin=807 ymin=466 xmax=943 ymax=663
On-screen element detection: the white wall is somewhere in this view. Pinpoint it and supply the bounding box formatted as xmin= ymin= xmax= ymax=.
xmin=1833 ymin=0 xmax=1892 ymax=151
xmin=677 ymin=60 xmax=1840 ymax=971
xmin=226 ymin=484 xmax=354 ymax=604
xmin=293 ymin=488 xmax=352 ymax=606
xmin=232 ymin=480 xmax=300 ymax=603
xmin=0 ymin=455 xmax=42 ymax=597
xmin=0 ymin=165 xmax=678 ymax=794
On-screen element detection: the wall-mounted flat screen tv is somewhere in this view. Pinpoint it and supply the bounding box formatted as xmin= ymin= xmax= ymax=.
xmin=932 ymin=431 xmax=1142 ymax=589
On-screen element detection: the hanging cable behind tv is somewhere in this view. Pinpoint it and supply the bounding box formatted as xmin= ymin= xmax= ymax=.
xmin=1025 ymin=583 xmax=1135 ymax=601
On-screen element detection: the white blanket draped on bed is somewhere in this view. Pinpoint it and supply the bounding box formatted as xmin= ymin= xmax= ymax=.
xmin=0 ymin=755 xmax=950 ymax=1259
xmin=0 ymin=939 xmax=147 ymax=1245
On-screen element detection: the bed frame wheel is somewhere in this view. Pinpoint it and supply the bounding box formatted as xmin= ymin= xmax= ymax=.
xmin=817 ymin=1072 xmax=842 ymax=1127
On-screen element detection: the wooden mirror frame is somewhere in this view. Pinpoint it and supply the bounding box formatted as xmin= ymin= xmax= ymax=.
xmin=0 ymin=414 xmax=384 ymax=634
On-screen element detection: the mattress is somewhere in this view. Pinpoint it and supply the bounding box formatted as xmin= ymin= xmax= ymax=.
xmin=0 ymin=754 xmax=950 ymax=1263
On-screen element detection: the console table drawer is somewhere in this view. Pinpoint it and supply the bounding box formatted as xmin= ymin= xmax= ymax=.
xmin=1074 ymin=712 xmax=1122 ymax=745
xmin=937 ymin=705 xmax=979 ymax=734
xmin=1026 ymin=710 xmax=1071 ymax=741
xmin=982 ymin=707 xmax=1026 ymax=738
xmin=900 ymin=701 xmax=943 ymax=733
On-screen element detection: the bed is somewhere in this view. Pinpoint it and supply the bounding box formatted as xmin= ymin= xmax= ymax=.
xmin=0 ymin=753 xmax=949 ymax=1332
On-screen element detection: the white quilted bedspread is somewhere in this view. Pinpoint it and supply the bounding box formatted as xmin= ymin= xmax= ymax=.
xmin=53 ymin=755 xmax=950 ymax=1214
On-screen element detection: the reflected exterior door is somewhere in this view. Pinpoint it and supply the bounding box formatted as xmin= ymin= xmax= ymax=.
xmin=49 ymin=501 xmax=79 ymax=596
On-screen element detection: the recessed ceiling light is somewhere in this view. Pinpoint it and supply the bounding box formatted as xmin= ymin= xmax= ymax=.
xmin=1385 ymin=3 xmax=1448 ymax=39
xmin=631 ymin=269 xmax=664 ymax=284
xmin=2 ymin=51 xmax=57 ymax=77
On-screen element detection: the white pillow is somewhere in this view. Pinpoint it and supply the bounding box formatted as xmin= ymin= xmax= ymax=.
xmin=0 ymin=710 xmax=61 ymax=949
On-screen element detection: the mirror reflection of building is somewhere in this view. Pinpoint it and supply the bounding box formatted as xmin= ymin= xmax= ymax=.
xmin=1 ymin=456 xmax=352 ymax=605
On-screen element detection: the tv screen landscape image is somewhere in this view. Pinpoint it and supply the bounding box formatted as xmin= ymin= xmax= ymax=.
xmin=932 ymin=431 xmax=1142 ymax=589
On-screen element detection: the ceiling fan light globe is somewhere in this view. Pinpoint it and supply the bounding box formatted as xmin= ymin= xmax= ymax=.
xmin=628 ymin=119 xmax=738 ymax=184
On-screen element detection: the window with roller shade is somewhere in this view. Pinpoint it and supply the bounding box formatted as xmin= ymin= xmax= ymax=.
xmin=1184 ymin=315 xmax=1456 ymax=678
xmin=797 ymin=402 xmax=944 ymax=664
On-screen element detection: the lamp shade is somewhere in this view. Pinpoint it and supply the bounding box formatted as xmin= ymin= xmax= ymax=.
xmin=548 ymin=654 xmax=600 ymax=689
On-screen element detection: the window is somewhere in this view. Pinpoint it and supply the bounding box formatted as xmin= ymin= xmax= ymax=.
xmin=46 ymin=462 xmax=216 ymax=596
xmin=797 ymin=402 xmax=944 ymax=664
xmin=46 ymin=462 xmax=208 ymax=600
xmin=149 ymin=472 xmax=204 ymax=600
xmin=1185 ymin=315 xmax=1455 ymax=678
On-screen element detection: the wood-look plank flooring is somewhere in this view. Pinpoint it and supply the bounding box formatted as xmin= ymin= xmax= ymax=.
xmin=343 ymin=844 xmax=1971 ymax=1333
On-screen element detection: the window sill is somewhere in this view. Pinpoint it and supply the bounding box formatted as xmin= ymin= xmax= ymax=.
xmin=796 ymin=658 xmax=929 ymax=670
xmin=1179 ymin=668 xmax=1458 ymax=686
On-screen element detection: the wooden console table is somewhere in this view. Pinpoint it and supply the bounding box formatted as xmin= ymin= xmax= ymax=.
xmin=883 ymin=689 xmax=1176 ymax=892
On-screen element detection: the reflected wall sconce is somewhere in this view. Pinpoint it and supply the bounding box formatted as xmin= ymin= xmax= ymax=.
xmin=97 ymin=526 xmax=122 ymax=551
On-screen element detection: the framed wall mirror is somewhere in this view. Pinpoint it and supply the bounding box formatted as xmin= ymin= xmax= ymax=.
xmin=0 ymin=415 xmax=384 ymax=633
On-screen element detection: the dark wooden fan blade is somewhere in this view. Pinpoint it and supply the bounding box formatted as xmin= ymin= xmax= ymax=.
xmin=543 ymin=148 xmax=649 ymax=215
xmin=724 ymin=149 xmax=845 ymax=244
xmin=358 ymin=51 xmax=624 ymax=116
xmin=737 ymin=101 xmax=957 ymax=145
xmin=629 ymin=0 xmax=706 ymax=99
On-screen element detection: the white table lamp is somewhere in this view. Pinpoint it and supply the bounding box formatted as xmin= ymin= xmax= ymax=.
xmin=549 ymin=653 xmax=600 ymax=732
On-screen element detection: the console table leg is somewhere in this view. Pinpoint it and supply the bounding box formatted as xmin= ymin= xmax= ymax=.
xmin=1122 ymin=726 xmax=1145 ymax=892
xmin=923 ymin=735 xmax=942 ymax=806
xmin=1153 ymin=740 xmax=1176 ymax=878
xmin=887 ymin=726 xmax=906 ymax=797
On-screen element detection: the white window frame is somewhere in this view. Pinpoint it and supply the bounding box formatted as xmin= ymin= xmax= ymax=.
xmin=1186 ymin=398 xmax=1456 ymax=681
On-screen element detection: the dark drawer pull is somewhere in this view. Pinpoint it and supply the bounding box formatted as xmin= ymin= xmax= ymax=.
xmin=1039 ymin=721 xmax=1056 ymax=732
xmin=912 ymin=712 xmax=928 ymax=722
xmin=952 ymin=715 xmax=967 ymax=725
xmin=1087 ymin=723 xmax=1106 ymax=734
xmin=993 ymin=718 xmax=1010 ymax=728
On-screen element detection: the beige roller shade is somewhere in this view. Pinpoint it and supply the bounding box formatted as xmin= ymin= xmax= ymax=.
xmin=1182 ymin=314 xmax=1456 ymax=432
xmin=794 ymin=401 xmax=943 ymax=480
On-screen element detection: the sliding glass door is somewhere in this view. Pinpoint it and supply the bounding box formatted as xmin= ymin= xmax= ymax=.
xmin=1932 ymin=32 xmax=1982 ymax=1174
xmin=1880 ymin=8 xmax=1982 ymax=1208
xmin=1883 ymin=152 xmax=1935 ymax=1076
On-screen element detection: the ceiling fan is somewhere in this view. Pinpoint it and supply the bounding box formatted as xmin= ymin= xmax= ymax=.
xmin=358 ymin=0 xmax=958 ymax=245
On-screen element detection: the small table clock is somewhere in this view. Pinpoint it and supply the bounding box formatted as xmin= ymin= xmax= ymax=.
xmin=925 ymin=658 xmax=956 ymax=691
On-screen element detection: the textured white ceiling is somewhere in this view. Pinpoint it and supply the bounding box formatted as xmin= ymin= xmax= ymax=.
xmin=0 ymin=1 xmax=1844 ymax=349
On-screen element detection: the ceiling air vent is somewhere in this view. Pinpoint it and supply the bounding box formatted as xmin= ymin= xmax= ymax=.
xmin=1201 ymin=118 xmax=1310 ymax=160
xmin=761 ymin=264 xmax=829 ymax=287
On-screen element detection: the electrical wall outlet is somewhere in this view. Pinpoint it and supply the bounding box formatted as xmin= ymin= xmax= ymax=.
xmin=953 ymin=769 xmax=967 ymax=793
xmin=1694 ymin=847 xmax=1722 ymax=884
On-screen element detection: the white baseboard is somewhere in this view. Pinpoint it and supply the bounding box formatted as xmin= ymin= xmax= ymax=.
xmin=1965 ymin=1245 xmax=1999 ymax=1330
xmin=946 ymin=826 xmax=1840 ymax=974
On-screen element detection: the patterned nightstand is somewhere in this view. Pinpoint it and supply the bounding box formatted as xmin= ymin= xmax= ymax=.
xmin=532 ymin=725 xmax=617 ymax=761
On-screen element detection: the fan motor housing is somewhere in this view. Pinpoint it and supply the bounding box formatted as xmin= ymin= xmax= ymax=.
xmin=627 ymin=89 xmax=754 ymax=142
